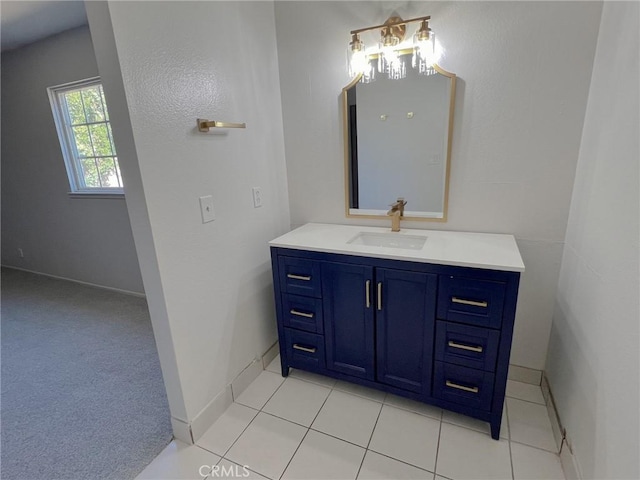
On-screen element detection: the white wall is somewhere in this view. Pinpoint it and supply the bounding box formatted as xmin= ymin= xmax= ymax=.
xmin=1 ymin=26 xmax=144 ymax=294
xmin=275 ymin=1 xmax=602 ymax=370
xmin=87 ymin=1 xmax=290 ymax=426
xmin=545 ymin=2 xmax=639 ymax=479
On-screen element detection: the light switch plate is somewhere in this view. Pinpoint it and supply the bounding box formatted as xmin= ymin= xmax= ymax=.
xmin=199 ymin=195 xmax=215 ymax=223
xmin=252 ymin=187 xmax=263 ymax=208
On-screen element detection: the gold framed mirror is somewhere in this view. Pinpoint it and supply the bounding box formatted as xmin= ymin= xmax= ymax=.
xmin=343 ymin=63 xmax=456 ymax=222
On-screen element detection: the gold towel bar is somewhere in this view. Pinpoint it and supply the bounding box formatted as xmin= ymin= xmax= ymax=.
xmin=197 ymin=118 xmax=246 ymax=132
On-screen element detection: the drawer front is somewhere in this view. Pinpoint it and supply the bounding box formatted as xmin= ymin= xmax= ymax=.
xmin=278 ymin=257 xmax=321 ymax=298
xmin=435 ymin=321 xmax=500 ymax=372
xmin=282 ymin=294 xmax=323 ymax=334
xmin=433 ymin=361 xmax=495 ymax=411
xmin=437 ymin=276 xmax=506 ymax=329
xmin=284 ymin=328 xmax=326 ymax=371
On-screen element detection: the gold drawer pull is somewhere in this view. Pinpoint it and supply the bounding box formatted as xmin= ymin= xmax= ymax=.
xmin=377 ymin=282 xmax=382 ymax=311
xmin=452 ymin=297 xmax=488 ymax=308
xmin=366 ymin=280 xmax=371 ymax=308
xmin=293 ymin=344 xmax=317 ymax=354
xmin=446 ymin=380 xmax=479 ymax=394
xmin=287 ymin=274 xmax=311 ymax=281
xmin=290 ymin=309 xmax=314 ymax=318
xmin=448 ymin=341 xmax=483 ymax=353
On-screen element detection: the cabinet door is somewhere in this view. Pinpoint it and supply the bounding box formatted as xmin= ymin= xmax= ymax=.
xmin=376 ymin=269 xmax=437 ymax=394
xmin=321 ymin=262 xmax=375 ymax=380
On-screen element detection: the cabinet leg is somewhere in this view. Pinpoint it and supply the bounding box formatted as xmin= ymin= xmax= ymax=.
xmin=280 ymin=356 xmax=289 ymax=378
xmin=490 ymin=419 xmax=501 ymax=440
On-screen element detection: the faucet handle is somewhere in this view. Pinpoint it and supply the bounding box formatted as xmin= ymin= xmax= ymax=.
xmin=389 ymin=197 xmax=407 ymax=208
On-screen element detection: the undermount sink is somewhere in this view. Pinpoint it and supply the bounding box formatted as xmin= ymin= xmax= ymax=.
xmin=347 ymin=232 xmax=427 ymax=250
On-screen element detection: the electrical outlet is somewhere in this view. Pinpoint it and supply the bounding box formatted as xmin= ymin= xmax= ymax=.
xmin=199 ymin=195 xmax=215 ymax=223
xmin=17 ymin=248 xmax=24 ymax=258
xmin=252 ymin=187 xmax=263 ymax=208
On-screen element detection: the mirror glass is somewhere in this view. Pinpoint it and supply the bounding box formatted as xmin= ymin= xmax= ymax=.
xmin=343 ymin=61 xmax=456 ymax=221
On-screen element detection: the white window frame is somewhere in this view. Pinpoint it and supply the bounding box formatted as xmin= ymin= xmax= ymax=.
xmin=48 ymin=77 xmax=124 ymax=196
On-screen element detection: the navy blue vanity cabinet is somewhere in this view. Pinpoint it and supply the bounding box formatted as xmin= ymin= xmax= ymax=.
xmin=271 ymin=246 xmax=520 ymax=440
xmin=375 ymin=268 xmax=437 ymax=394
xmin=321 ymin=262 xmax=376 ymax=380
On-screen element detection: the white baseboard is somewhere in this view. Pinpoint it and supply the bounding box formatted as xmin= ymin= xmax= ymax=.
xmin=190 ymin=386 xmax=234 ymax=442
xmin=560 ymin=436 xmax=583 ymax=480
xmin=508 ymin=364 xmax=542 ymax=385
xmin=542 ymin=375 xmax=564 ymax=451
xmin=231 ymin=359 xmax=264 ymax=402
xmin=170 ymin=416 xmax=193 ymax=445
xmin=543 ymin=373 xmax=583 ymax=480
xmin=178 ymin=342 xmax=281 ymax=443
xmin=261 ymin=341 xmax=279 ymax=370
xmin=1 ymin=265 xmax=146 ymax=298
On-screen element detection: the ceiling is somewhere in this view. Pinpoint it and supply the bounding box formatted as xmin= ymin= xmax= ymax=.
xmin=1 ymin=1 xmax=88 ymax=52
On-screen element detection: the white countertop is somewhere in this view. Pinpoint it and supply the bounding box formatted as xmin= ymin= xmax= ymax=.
xmin=269 ymin=223 xmax=525 ymax=272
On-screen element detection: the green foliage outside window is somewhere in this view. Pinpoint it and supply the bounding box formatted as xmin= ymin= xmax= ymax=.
xmin=61 ymin=84 xmax=121 ymax=189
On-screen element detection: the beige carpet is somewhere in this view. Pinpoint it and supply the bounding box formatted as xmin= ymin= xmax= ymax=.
xmin=1 ymin=268 xmax=172 ymax=479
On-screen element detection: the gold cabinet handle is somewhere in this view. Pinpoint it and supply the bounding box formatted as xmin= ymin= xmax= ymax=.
xmin=292 ymin=344 xmax=317 ymax=354
xmin=452 ymin=297 xmax=488 ymax=308
xmin=446 ymin=380 xmax=479 ymax=394
xmin=366 ymin=280 xmax=371 ymax=308
xmin=377 ymin=282 xmax=383 ymax=311
xmin=290 ymin=309 xmax=314 ymax=318
xmin=448 ymin=341 xmax=483 ymax=353
xmin=287 ymin=274 xmax=312 ymax=281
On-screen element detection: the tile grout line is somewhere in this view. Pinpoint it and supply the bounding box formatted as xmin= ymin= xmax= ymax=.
xmin=276 ymin=387 xmax=333 ymax=480
xmin=217 ymin=457 xmax=271 ymax=480
xmin=215 ymin=369 xmax=547 ymax=480
xmin=509 ymin=439 xmax=562 ymax=455
xmin=237 ymin=385 xmax=505 ymax=453
xmin=253 ymin=374 xmax=316 ymax=480
xmin=362 ymin=449 xmax=437 ymax=477
xmin=205 ymin=375 xmax=289 ymax=465
xmin=505 ymin=393 xmax=547 ymax=407
xmin=507 ymin=401 xmax=516 ymax=480
xmin=432 ymin=411 xmax=444 ymax=478
xmin=504 ymin=387 xmax=547 ymax=407
xmin=354 ymin=400 xmax=384 ymax=479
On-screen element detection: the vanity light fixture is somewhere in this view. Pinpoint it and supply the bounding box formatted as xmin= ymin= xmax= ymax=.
xmin=347 ymin=15 xmax=438 ymax=81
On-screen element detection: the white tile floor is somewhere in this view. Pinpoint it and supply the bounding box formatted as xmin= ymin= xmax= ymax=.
xmin=137 ymin=358 xmax=565 ymax=480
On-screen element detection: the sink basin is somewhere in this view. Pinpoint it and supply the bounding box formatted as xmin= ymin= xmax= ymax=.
xmin=347 ymin=232 xmax=427 ymax=250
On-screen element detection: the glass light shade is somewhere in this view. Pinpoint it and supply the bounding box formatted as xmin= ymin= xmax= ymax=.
xmin=348 ymin=47 xmax=368 ymax=76
xmin=412 ymin=31 xmax=437 ymax=75
xmin=378 ymin=37 xmax=405 ymax=79
xmin=347 ymin=35 xmax=374 ymax=81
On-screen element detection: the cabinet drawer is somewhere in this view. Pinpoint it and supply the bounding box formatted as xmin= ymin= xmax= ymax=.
xmin=282 ymin=294 xmax=323 ymax=334
xmin=437 ymin=276 xmax=506 ymax=329
xmin=433 ymin=362 xmax=495 ymax=411
xmin=278 ymin=257 xmax=321 ymax=298
xmin=284 ymin=328 xmax=325 ymax=371
xmin=435 ymin=321 xmax=500 ymax=372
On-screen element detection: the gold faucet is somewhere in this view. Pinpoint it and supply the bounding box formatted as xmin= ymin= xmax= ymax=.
xmin=387 ymin=197 xmax=407 ymax=232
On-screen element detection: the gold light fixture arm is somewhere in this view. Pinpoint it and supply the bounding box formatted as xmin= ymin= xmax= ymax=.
xmin=350 ymin=15 xmax=431 ymax=35
xmin=197 ymin=118 xmax=246 ymax=132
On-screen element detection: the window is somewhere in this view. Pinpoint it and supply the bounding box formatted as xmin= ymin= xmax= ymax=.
xmin=48 ymin=78 xmax=123 ymax=194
